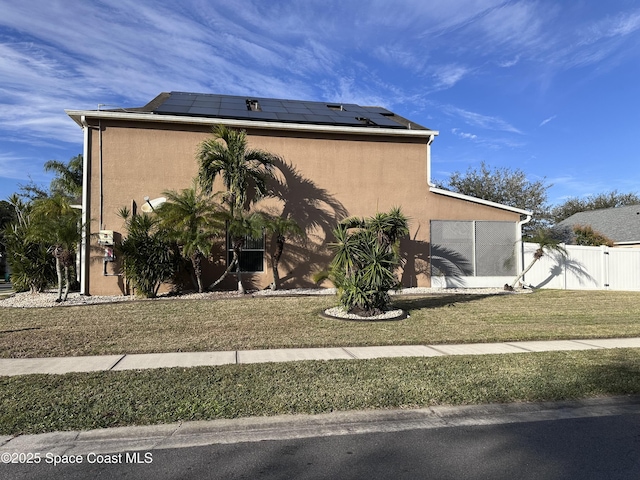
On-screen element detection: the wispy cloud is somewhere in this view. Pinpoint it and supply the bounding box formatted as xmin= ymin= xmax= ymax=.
xmin=539 ymin=115 xmax=556 ymax=127
xmin=451 ymin=128 xmax=478 ymax=140
xmin=442 ymin=105 xmax=522 ymax=134
xmin=432 ymin=64 xmax=471 ymax=89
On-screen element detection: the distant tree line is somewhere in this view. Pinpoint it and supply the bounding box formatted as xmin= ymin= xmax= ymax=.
xmin=436 ymin=161 xmax=639 ymax=243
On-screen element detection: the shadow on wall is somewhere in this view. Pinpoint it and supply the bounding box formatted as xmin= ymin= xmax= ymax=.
xmin=400 ymin=230 xmax=431 ymax=287
xmin=428 ymin=244 xmax=474 ymax=287
xmin=530 ymin=252 xmax=596 ymax=289
xmin=265 ymin=158 xmax=349 ymax=289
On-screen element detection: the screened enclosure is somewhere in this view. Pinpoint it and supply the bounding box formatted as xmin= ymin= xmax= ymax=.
xmin=430 ymin=220 xmax=517 ymax=279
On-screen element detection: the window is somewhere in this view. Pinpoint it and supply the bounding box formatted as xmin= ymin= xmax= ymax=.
xmin=227 ymin=233 xmax=265 ymax=272
xmin=430 ymin=220 xmax=517 ymax=277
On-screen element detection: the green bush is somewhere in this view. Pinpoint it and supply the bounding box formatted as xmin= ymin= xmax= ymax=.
xmin=117 ymin=209 xmax=179 ymax=298
xmin=323 ymin=207 xmax=409 ymax=315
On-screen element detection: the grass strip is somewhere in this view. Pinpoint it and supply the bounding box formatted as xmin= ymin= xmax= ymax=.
xmin=3 ymin=290 xmax=640 ymax=358
xmin=2 ymin=348 xmax=640 ymax=435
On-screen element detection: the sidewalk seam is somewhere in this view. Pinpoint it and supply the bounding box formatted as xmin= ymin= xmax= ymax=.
xmin=108 ymin=354 xmax=127 ymax=371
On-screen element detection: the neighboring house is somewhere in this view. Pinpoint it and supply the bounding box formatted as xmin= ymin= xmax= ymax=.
xmin=557 ymin=204 xmax=640 ymax=248
xmin=66 ymin=92 xmax=531 ymax=296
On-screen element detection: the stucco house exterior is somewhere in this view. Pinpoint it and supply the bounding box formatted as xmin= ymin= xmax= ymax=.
xmin=66 ymin=92 xmax=531 ymax=296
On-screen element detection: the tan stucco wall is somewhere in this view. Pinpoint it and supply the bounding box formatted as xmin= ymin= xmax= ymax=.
xmin=84 ymin=119 xmax=520 ymax=295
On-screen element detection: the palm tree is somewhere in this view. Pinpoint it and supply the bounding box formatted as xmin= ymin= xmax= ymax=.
xmin=44 ymin=154 xmax=83 ymax=199
xmin=319 ymin=208 xmax=409 ymax=316
xmin=262 ymin=215 xmax=304 ymax=290
xmin=156 ymin=184 xmax=224 ymax=293
xmin=30 ymin=195 xmax=81 ymax=301
xmin=510 ymin=228 xmax=567 ymax=289
xmin=197 ymin=125 xmax=279 ymax=215
xmin=198 ymin=125 xmax=282 ymax=293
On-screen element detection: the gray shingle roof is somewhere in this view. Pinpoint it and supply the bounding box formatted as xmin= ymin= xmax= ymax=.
xmin=557 ymin=204 xmax=640 ymax=243
xmin=140 ymin=92 xmax=428 ymax=130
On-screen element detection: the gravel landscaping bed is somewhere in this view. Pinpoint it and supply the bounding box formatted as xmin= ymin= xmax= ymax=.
xmin=0 ymin=286 xmax=528 ymax=308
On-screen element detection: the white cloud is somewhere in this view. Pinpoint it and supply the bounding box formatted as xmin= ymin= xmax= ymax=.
xmin=432 ymin=64 xmax=471 ymax=89
xmin=452 ymin=128 xmax=478 ymax=140
xmin=539 ymin=115 xmax=556 ymax=127
xmin=443 ymin=105 xmax=522 ymax=134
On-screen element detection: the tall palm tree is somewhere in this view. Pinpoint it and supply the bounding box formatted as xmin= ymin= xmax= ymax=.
xmin=30 ymin=195 xmax=81 ymax=301
xmin=262 ymin=215 xmax=304 ymax=290
xmin=156 ymin=184 xmax=224 ymax=292
xmin=197 ymin=125 xmax=279 ymax=215
xmin=510 ymin=228 xmax=567 ymax=289
xmin=198 ymin=125 xmax=282 ymax=293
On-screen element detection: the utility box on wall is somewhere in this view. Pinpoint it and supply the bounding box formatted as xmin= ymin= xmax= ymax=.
xmin=98 ymin=230 xmax=114 ymax=246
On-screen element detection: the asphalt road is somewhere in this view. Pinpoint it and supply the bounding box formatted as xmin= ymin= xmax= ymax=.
xmin=3 ymin=412 xmax=640 ymax=480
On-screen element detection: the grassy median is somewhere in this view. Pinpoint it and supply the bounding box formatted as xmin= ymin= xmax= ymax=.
xmin=2 ymin=348 xmax=640 ymax=435
xmin=2 ymin=290 xmax=640 ymax=358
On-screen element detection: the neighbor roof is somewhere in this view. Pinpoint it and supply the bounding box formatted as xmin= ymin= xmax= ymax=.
xmin=557 ymin=204 xmax=640 ymax=244
xmin=138 ymin=92 xmax=428 ymax=130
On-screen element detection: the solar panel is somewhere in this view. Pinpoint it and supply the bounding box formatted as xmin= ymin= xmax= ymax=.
xmin=152 ymin=92 xmax=414 ymax=129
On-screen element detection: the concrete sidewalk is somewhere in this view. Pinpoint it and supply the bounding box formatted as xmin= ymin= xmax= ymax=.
xmin=2 ymin=337 xmax=640 ymax=377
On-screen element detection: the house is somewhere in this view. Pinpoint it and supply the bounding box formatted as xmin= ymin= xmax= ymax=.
xmin=66 ymin=92 xmax=531 ymax=296
xmin=557 ymin=204 xmax=640 ymax=247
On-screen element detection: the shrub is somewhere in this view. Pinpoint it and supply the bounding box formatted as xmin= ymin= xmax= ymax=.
xmin=117 ymin=209 xmax=179 ymax=298
xmin=321 ymin=207 xmax=409 ymax=315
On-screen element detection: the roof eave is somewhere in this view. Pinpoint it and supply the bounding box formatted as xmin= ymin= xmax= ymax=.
xmin=65 ymin=109 xmax=439 ymax=138
xmin=429 ymin=186 xmax=532 ymax=216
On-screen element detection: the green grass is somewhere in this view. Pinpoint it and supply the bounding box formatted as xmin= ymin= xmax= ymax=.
xmin=2 ymin=290 xmax=640 ymax=358
xmin=2 ymin=348 xmax=640 ymax=435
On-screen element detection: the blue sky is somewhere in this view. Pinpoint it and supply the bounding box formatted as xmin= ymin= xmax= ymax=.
xmin=1 ymin=0 xmax=639 ymax=206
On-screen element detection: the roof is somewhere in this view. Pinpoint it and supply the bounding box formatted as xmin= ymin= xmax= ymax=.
xmin=557 ymin=204 xmax=640 ymax=244
xmin=67 ymin=92 xmax=434 ymax=137
xmin=145 ymin=92 xmax=428 ymax=130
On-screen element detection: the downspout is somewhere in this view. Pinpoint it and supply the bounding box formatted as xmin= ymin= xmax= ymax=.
xmin=99 ymin=118 xmax=103 ymax=230
xmin=516 ymin=214 xmax=532 ymax=284
xmin=80 ymin=116 xmax=91 ymax=295
xmin=426 ymin=134 xmax=436 ymax=187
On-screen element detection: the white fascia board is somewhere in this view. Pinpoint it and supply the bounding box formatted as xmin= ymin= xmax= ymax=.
xmin=65 ymin=110 xmax=439 ymax=139
xmin=429 ymin=186 xmax=532 ymax=216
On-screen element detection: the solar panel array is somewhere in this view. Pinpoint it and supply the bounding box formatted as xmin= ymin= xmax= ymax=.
xmin=153 ymin=92 xmax=407 ymax=129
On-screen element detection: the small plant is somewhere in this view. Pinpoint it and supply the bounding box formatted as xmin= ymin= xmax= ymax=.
xmin=318 ymin=207 xmax=409 ymax=316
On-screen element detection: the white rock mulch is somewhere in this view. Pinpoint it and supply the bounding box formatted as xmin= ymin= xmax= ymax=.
xmin=0 ymin=285 xmax=530 ymax=309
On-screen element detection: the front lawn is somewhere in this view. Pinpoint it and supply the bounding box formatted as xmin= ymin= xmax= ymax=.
xmin=2 ymin=348 xmax=640 ymax=435
xmin=1 ymin=290 xmax=640 ymax=358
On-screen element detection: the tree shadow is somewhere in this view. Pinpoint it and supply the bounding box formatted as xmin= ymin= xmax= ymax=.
xmin=532 ymin=251 xmax=597 ymax=289
xmin=264 ymin=158 xmax=349 ymax=288
xmin=427 ymin=244 xmax=474 ymax=287
xmin=392 ymin=294 xmax=494 ymax=312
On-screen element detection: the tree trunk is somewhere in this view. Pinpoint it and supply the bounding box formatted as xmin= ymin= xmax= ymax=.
xmin=511 ymin=258 xmax=538 ymax=288
xmin=271 ymin=236 xmax=284 ymax=290
xmin=55 ymin=256 xmax=63 ymax=302
xmin=208 ymin=255 xmax=237 ymax=290
xmin=236 ymin=246 xmax=245 ymax=294
xmin=62 ymin=265 xmax=71 ymax=301
xmin=191 ymin=253 xmax=203 ymax=293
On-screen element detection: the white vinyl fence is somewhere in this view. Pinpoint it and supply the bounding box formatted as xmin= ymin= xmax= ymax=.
xmin=522 ymin=243 xmax=640 ymax=291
